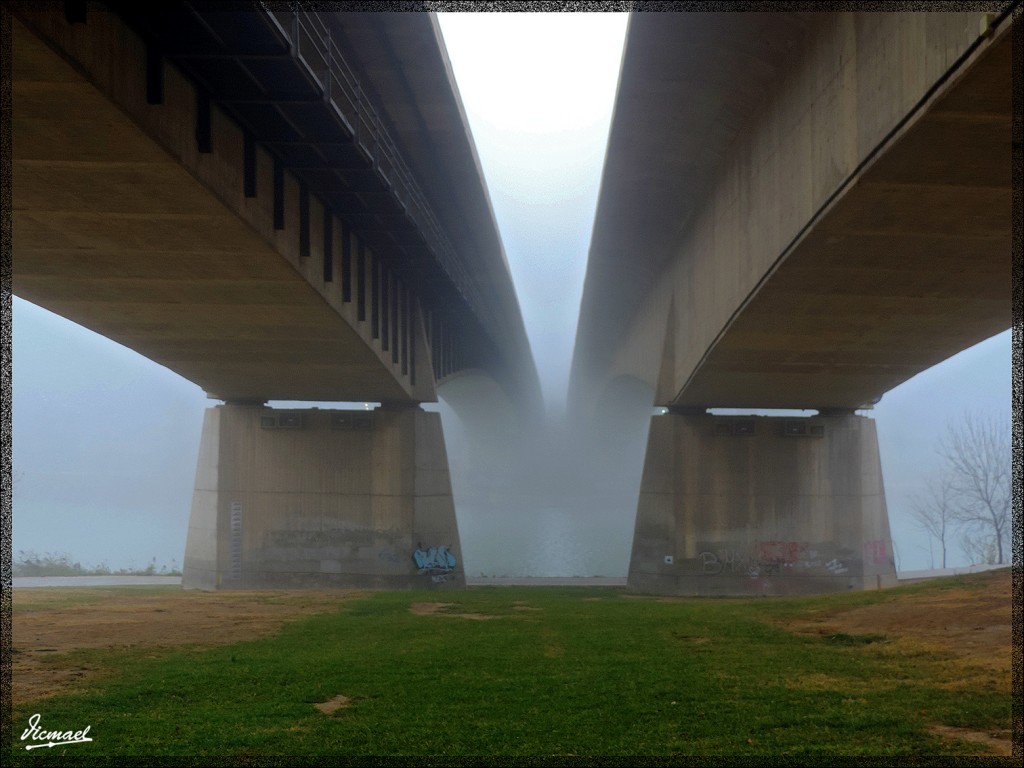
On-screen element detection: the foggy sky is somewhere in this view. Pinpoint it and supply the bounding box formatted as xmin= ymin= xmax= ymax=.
xmin=9 ymin=13 xmax=1013 ymax=576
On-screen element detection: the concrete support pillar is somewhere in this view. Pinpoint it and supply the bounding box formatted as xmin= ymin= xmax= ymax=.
xmin=628 ymin=412 xmax=897 ymax=596
xmin=182 ymin=404 xmax=463 ymax=589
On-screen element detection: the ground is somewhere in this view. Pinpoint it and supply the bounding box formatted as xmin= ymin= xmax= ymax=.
xmin=10 ymin=588 xmax=365 ymax=707
xmin=777 ymin=568 xmax=1014 ymax=756
xmin=10 ymin=570 xmax=1015 ymax=754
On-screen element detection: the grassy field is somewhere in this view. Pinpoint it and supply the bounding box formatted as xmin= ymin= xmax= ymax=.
xmin=7 ymin=572 xmax=1014 ymax=761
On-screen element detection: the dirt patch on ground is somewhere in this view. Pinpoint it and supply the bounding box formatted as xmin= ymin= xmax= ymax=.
xmin=780 ymin=568 xmax=1013 ymax=755
xmin=927 ymin=725 xmax=1013 ymax=756
xmin=11 ymin=588 xmax=364 ymax=708
xmin=782 ymin=569 xmax=1011 ymax=668
xmin=314 ymin=694 xmax=352 ymax=714
xmin=408 ymin=602 xmax=500 ymax=620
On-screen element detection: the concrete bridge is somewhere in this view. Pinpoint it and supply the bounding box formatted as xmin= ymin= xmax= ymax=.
xmin=9 ymin=4 xmax=541 ymax=588
xmin=570 ymin=10 xmax=1015 ymax=595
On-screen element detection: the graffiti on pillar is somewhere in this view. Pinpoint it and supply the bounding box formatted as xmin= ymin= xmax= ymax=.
xmin=698 ymin=551 xmax=724 ymax=575
xmin=413 ymin=545 xmax=457 ymax=578
xmin=697 ymin=548 xmax=764 ymax=578
xmin=695 ymin=541 xmax=854 ymax=578
xmin=863 ymin=540 xmax=888 ymax=566
xmin=757 ymin=540 xmax=806 ymax=567
xmin=825 ymin=558 xmax=848 ymax=575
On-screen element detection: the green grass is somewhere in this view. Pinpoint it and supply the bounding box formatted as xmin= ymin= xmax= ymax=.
xmin=8 ymin=580 xmax=1012 ymax=760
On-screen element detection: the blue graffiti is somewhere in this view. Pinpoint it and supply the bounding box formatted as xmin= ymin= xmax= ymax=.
xmin=413 ymin=546 xmax=457 ymax=573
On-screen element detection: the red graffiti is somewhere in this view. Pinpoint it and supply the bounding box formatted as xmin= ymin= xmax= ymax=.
xmin=756 ymin=541 xmax=805 ymax=565
xmin=863 ymin=540 xmax=888 ymax=565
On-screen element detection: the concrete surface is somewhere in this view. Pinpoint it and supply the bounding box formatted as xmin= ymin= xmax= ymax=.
xmin=183 ymin=405 xmax=463 ymax=589
xmin=571 ymin=10 xmax=1013 ymax=412
xmin=9 ymin=6 xmax=540 ymax=409
xmin=628 ymin=413 xmax=898 ymax=596
xmin=329 ymin=13 xmax=539 ymax=409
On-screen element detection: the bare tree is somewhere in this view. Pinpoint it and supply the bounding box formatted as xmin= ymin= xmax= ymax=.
xmin=960 ymin=531 xmax=999 ymax=566
xmin=938 ymin=412 xmax=1011 ymax=565
xmin=907 ymin=472 xmax=958 ymax=569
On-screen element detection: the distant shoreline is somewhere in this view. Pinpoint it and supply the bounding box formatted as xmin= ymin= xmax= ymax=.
xmin=28 ymin=564 xmax=993 ymax=592
xmin=12 ymin=565 xmax=1005 ymax=590
xmin=11 ymin=575 xmax=626 ymax=589
xmin=13 ymin=575 xmax=183 ymax=588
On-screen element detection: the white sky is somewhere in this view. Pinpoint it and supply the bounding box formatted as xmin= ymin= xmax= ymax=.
xmin=9 ymin=12 xmax=1013 ymax=575
xmin=437 ymin=12 xmax=629 ymax=410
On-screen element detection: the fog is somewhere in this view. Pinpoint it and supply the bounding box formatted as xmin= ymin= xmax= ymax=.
xmin=9 ymin=13 xmax=1013 ymax=577
xmin=427 ymin=13 xmax=641 ymax=577
xmin=431 ymin=370 xmax=653 ymax=577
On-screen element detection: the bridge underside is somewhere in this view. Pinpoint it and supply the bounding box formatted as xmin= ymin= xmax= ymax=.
xmin=675 ymin=25 xmax=1012 ymax=410
xmin=573 ymin=13 xmax=1012 ymax=413
xmin=12 ymin=12 xmax=427 ymax=404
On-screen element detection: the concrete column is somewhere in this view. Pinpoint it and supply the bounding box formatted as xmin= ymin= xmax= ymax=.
xmin=628 ymin=412 xmax=897 ymax=596
xmin=182 ymin=404 xmax=463 ymax=589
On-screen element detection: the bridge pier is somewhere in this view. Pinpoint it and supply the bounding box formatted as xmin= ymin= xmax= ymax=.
xmin=182 ymin=404 xmax=463 ymax=589
xmin=628 ymin=412 xmax=897 ymax=596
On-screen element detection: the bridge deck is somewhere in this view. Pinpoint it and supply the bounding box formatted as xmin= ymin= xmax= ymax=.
xmin=571 ymin=11 xmax=1013 ymax=411
xmin=11 ymin=7 xmax=540 ymax=409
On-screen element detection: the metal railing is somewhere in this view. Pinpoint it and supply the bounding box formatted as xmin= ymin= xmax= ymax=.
xmin=262 ymin=7 xmax=482 ymax=320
